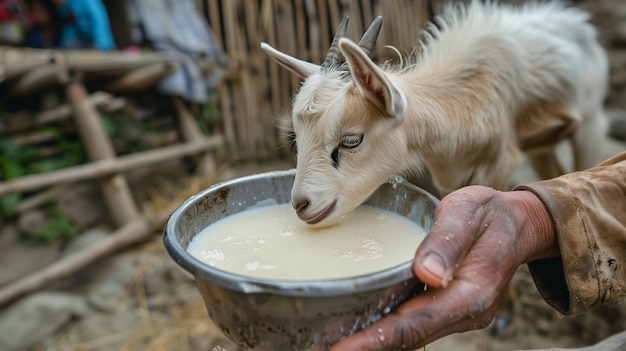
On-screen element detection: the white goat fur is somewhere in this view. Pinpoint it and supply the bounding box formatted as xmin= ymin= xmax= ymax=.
xmin=261 ymin=0 xmax=608 ymax=227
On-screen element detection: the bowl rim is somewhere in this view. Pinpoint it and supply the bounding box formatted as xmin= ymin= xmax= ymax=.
xmin=163 ymin=169 xmax=435 ymax=297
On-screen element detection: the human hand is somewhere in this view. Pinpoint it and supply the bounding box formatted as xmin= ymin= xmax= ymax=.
xmin=329 ymin=185 xmax=558 ymax=351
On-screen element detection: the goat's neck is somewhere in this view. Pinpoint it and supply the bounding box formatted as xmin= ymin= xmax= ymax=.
xmin=390 ymin=62 xmax=520 ymax=193
xmin=398 ymin=70 xmax=497 ymax=155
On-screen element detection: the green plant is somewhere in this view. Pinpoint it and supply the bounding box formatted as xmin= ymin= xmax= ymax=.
xmin=31 ymin=206 xmax=79 ymax=242
xmin=102 ymin=112 xmax=163 ymax=155
xmin=0 ymin=131 xmax=87 ymax=221
xmin=0 ymin=193 xmax=20 ymax=218
xmin=196 ymin=93 xmax=221 ymax=134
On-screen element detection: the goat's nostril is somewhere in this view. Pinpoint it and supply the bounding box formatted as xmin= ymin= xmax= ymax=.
xmin=293 ymin=198 xmax=310 ymax=214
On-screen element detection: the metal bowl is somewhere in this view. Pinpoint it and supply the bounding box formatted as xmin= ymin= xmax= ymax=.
xmin=164 ymin=169 xmax=439 ymax=351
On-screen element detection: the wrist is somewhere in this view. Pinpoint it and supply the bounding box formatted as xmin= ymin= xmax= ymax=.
xmin=507 ymin=190 xmax=559 ymax=263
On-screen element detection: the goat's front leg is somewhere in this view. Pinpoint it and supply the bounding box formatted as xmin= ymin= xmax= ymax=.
xmin=526 ymin=149 xmax=566 ymax=180
xmin=571 ymin=109 xmax=608 ymax=172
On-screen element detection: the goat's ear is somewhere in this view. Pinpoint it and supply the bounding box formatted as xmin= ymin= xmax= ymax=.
xmin=261 ymin=42 xmax=319 ymax=78
xmin=339 ymin=38 xmax=407 ymax=118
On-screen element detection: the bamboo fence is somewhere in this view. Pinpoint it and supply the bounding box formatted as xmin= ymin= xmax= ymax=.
xmin=0 ymin=47 xmax=223 ymax=227
xmin=198 ymin=0 xmax=431 ymax=160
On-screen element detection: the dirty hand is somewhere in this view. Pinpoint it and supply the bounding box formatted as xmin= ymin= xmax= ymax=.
xmin=329 ymin=185 xmax=559 ymax=351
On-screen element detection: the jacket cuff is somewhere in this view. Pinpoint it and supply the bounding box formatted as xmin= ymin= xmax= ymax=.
xmin=514 ymin=181 xmax=600 ymax=316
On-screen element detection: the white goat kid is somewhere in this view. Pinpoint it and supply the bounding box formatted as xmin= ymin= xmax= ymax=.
xmin=261 ymin=1 xmax=608 ymax=228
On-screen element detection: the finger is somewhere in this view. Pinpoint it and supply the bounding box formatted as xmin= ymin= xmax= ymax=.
xmin=329 ymin=278 xmax=500 ymax=351
xmin=414 ymin=187 xmax=494 ymax=287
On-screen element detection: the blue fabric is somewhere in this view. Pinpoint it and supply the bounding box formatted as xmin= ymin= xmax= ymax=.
xmin=56 ymin=0 xmax=115 ymax=50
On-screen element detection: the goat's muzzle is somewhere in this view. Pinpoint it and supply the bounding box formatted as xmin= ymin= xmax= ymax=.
xmin=293 ymin=198 xmax=337 ymax=225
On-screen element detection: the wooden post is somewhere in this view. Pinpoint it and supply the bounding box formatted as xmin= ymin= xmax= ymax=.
xmin=65 ymin=78 xmax=140 ymax=226
xmin=104 ymin=62 xmax=175 ymax=92
xmin=9 ymin=57 xmax=67 ymax=97
xmin=172 ymin=97 xmax=218 ymax=179
xmin=0 ymin=135 xmax=223 ymax=196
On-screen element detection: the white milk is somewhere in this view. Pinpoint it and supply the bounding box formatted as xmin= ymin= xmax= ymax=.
xmin=187 ymin=204 xmax=426 ymax=280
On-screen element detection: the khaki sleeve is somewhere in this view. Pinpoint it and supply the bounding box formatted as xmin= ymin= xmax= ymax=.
xmin=514 ymin=151 xmax=626 ymax=316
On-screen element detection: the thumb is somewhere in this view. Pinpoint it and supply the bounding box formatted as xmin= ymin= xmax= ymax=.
xmin=414 ymin=186 xmax=494 ymax=287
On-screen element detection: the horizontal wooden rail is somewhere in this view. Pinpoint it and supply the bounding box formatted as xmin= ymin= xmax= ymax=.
xmin=0 ymin=135 xmax=223 ymax=197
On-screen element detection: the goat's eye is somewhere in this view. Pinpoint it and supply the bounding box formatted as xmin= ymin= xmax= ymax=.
xmin=340 ymin=134 xmax=363 ymax=149
xmin=331 ymin=147 xmax=339 ymax=167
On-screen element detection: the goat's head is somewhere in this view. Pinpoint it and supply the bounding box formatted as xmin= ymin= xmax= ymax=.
xmin=261 ymin=16 xmax=408 ymax=227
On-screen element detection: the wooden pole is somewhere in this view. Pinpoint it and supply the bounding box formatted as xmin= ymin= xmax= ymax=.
xmin=104 ymin=62 xmax=175 ymax=92
xmin=0 ymin=92 xmax=125 ymax=134
xmin=0 ymin=135 xmax=223 ymax=197
xmin=9 ymin=60 xmax=67 ymax=97
xmin=65 ymin=79 xmax=140 ymax=226
xmin=15 ymin=184 xmax=70 ymax=214
xmin=172 ymin=97 xmax=219 ymax=178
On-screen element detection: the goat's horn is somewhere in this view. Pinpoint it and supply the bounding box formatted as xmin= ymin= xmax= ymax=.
xmin=357 ymin=16 xmax=383 ymax=57
xmin=321 ymin=16 xmax=349 ymax=70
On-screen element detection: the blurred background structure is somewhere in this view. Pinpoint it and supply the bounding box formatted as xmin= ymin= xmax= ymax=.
xmin=0 ymin=0 xmax=431 ymax=231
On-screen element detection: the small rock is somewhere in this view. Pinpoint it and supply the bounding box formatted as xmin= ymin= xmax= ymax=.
xmin=0 ymin=291 xmax=89 ymax=351
xmin=86 ymin=255 xmax=138 ymax=312
xmin=0 ymin=227 xmax=60 ymax=286
xmin=88 ymin=281 xmax=133 ymax=312
xmin=57 ymin=183 xmax=105 ymax=228
xmin=0 ymin=223 xmax=19 ymax=248
xmin=62 ymin=228 xmax=110 ymax=257
xmin=132 ymin=252 xmax=196 ymax=310
xmin=50 ymin=228 xmax=114 ymax=291
xmin=16 ymin=209 xmax=48 ymax=236
xmin=73 ymin=308 xmax=142 ymax=351
xmin=142 ymin=256 xmax=194 ymax=297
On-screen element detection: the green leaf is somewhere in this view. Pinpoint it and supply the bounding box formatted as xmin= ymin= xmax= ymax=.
xmin=31 ymin=158 xmax=70 ymax=173
xmin=32 ymin=207 xmax=79 ymax=242
xmin=1 ymin=160 xmax=26 ymax=179
xmin=101 ymin=115 xmax=116 ymax=136
xmin=0 ymin=194 xmax=21 ymax=217
xmin=0 ymin=138 xmax=19 ymax=156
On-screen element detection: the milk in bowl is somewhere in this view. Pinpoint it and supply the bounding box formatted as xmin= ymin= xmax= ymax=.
xmin=187 ymin=204 xmax=426 ymax=280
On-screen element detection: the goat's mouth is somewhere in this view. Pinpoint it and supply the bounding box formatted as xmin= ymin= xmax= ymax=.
xmin=300 ymin=200 xmax=337 ymax=225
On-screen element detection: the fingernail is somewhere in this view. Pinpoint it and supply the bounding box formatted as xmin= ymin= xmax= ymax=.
xmin=422 ymin=252 xmax=446 ymax=282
